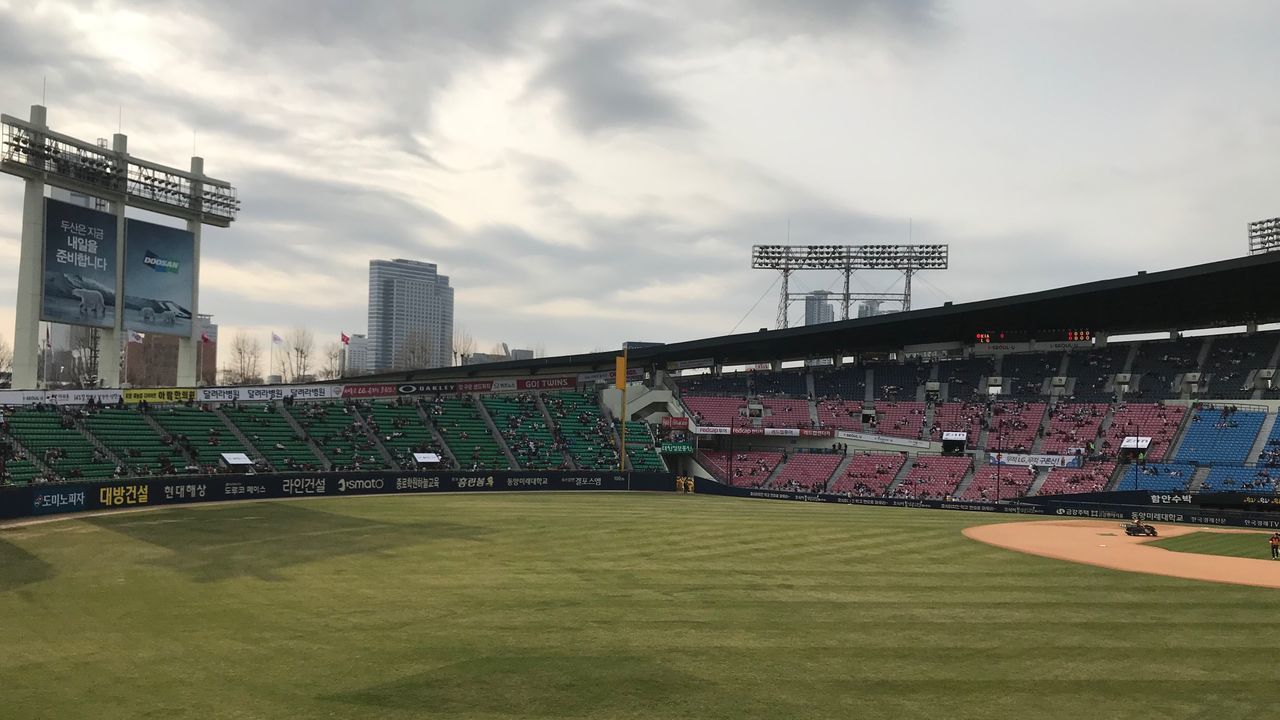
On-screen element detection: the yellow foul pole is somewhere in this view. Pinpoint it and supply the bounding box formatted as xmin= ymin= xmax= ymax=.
xmin=617 ymin=347 xmax=628 ymax=473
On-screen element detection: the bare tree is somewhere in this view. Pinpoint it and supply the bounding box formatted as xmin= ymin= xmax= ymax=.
xmin=394 ymin=328 xmax=436 ymax=370
xmin=319 ymin=341 xmax=344 ymax=380
xmin=0 ymin=330 xmax=12 ymax=375
xmin=452 ymin=327 xmax=475 ymax=366
xmin=225 ymin=332 xmax=263 ymax=385
xmin=286 ymin=327 xmax=315 ymax=382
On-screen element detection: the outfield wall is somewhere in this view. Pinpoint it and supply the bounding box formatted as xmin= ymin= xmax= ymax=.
xmin=8 ymin=469 xmax=1280 ymax=530
xmin=692 ymin=479 xmax=1280 ymax=530
xmin=0 ymin=471 xmax=675 ymax=521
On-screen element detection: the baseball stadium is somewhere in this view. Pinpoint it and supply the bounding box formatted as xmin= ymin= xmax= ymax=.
xmin=4 ymin=5 xmax=1280 ymax=719
xmin=5 ymin=243 xmax=1280 ymax=718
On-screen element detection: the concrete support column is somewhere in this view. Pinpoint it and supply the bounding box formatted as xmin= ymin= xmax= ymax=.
xmin=11 ymin=105 xmax=47 ymax=390
xmin=96 ymin=133 xmax=128 ymax=388
xmin=176 ymin=157 xmax=203 ymax=387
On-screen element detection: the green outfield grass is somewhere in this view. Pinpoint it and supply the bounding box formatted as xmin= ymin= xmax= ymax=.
xmin=3 ymin=494 xmax=1280 ymax=719
xmin=1149 ymin=530 xmax=1277 ymax=560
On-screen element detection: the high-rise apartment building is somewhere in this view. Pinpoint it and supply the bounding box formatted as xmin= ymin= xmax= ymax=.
xmin=804 ymin=291 xmax=835 ymax=326
xmin=367 ymin=259 xmax=454 ymax=371
xmin=343 ymin=333 xmax=369 ymax=375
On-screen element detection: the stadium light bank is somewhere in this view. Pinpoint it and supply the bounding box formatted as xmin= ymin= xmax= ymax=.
xmin=1 ymin=105 xmax=239 ymax=389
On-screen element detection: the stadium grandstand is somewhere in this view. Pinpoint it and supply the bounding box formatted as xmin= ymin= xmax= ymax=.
xmin=4 ymin=253 xmax=1280 ymax=503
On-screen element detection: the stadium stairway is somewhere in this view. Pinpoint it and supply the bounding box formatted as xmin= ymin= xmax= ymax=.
xmin=222 ymin=405 xmax=324 ymax=471
xmin=0 ymin=428 xmax=56 ymax=483
xmin=287 ymin=403 xmax=389 ymax=471
xmin=1246 ymin=411 xmax=1278 ymax=464
xmin=149 ymin=407 xmax=251 ymax=472
xmin=950 ymin=463 xmax=980 ymax=498
xmin=212 ymin=407 xmax=269 ymax=466
xmin=280 ymin=406 xmax=340 ymax=471
xmin=5 ymin=409 xmax=117 ymax=481
xmin=139 ymin=412 xmax=197 ymax=469
xmin=76 ymin=413 xmax=133 ymax=470
xmin=347 ymin=405 xmax=399 ymax=469
xmin=1187 ymin=466 xmax=1211 ymax=493
xmin=534 ymin=394 xmax=577 ymax=470
xmin=82 ymin=408 xmax=176 ymax=475
xmin=413 ymin=401 xmax=460 ymax=468
xmin=762 ymin=458 xmax=788 ymax=488
xmin=882 ymin=460 xmax=916 ymax=495
xmin=829 ymin=454 xmax=856 ymax=492
xmin=1025 ymin=467 xmax=1051 ymax=496
xmin=475 ymin=397 xmax=521 ymax=469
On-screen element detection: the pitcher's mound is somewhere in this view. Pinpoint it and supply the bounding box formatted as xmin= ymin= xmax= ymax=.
xmin=965 ymin=520 xmax=1280 ymax=589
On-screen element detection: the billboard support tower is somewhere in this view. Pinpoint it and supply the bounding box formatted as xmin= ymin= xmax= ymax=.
xmin=752 ymin=244 xmax=949 ymax=328
xmin=2 ymin=105 xmax=238 ymax=389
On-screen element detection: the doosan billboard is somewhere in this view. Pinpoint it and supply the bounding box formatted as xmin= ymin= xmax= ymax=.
xmin=122 ymin=218 xmax=195 ymax=337
xmin=41 ymin=198 xmax=118 ymax=329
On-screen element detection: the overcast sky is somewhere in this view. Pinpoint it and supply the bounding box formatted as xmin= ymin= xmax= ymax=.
xmin=0 ymin=0 xmax=1277 ymax=360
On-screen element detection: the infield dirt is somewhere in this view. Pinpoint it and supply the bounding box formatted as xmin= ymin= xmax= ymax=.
xmin=965 ymin=519 xmax=1280 ymax=589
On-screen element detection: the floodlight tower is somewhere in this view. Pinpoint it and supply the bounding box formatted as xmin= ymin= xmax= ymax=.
xmin=751 ymin=244 xmax=950 ymax=328
xmin=1 ymin=105 xmax=239 ymax=389
xmin=1248 ymin=217 xmax=1280 ymax=255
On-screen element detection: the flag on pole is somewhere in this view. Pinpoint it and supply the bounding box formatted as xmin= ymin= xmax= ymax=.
xmin=128 ymin=331 xmax=145 ymax=344
xmin=272 ymin=332 xmax=284 ymax=345
xmin=200 ymin=331 xmax=211 ymax=343
xmin=340 ymin=332 xmax=350 ymax=345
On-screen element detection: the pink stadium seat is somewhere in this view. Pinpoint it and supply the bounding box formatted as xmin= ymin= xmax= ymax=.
xmin=1040 ymin=403 xmax=1108 ymax=454
xmin=829 ymin=452 xmax=906 ymax=496
xmin=962 ymin=464 xmax=1035 ymax=501
xmin=1037 ymin=462 xmax=1116 ymax=495
xmin=930 ymin=402 xmax=985 ymax=447
xmin=1105 ymin=403 xmax=1185 ymax=461
xmin=759 ymin=398 xmax=811 ymax=428
xmin=699 ymin=451 xmax=783 ymax=488
xmin=772 ymin=454 xmax=842 ymax=491
xmin=816 ymin=399 xmax=863 ymax=430
xmin=986 ymin=402 xmax=1046 ymax=451
xmin=892 ymin=455 xmax=970 ymax=499
xmin=873 ymin=401 xmax=928 ymax=440
xmin=683 ymin=396 xmax=749 ymax=428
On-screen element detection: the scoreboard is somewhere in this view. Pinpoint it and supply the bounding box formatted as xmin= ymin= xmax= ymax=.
xmin=973 ymin=329 xmax=1092 ymax=344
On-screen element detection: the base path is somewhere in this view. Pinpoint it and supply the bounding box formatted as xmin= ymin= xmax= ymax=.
xmin=965 ymin=520 xmax=1280 ymax=589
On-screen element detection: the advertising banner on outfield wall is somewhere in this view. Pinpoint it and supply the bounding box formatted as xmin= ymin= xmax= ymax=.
xmin=0 ymin=471 xmax=666 ymax=520
xmin=0 ymin=390 xmax=54 ymax=405
xmin=123 ymin=387 xmax=196 ymax=404
xmin=988 ymin=452 xmax=1083 ymax=468
xmin=834 ymin=430 xmax=932 ymax=449
xmin=122 ymin=218 xmax=196 ymax=338
xmin=196 ymin=384 xmax=345 ymax=403
xmin=41 ymin=198 xmax=118 ymax=329
xmin=46 ymin=389 xmax=124 ymax=406
xmin=343 ymin=384 xmax=398 ymax=398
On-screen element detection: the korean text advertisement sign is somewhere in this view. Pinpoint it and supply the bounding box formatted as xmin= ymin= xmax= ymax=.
xmin=124 ymin=387 xmax=196 ymax=404
xmin=123 ymin=218 xmax=196 ymax=338
xmin=41 ymin=198 xmax=117 ymax=329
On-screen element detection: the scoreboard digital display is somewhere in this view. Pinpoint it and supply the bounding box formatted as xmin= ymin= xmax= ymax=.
xmin=974 ymin=329 xmax=1092 ymax=344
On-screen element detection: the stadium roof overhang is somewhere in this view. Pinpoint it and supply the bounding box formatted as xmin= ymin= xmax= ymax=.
xmin=357 ymin=252 xmax=1280 ymax=383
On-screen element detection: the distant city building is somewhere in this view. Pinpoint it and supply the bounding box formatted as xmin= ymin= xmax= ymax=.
xmin=367 ymin=259 xmax=454 ymax=371
xmin=344 ymin=333 xmax=369 ymax=375
xmin=804 ymin=291 xmax=835 ymax=326
xmin=858 ymin=300 xmax=888 ymax=318
xmin=123 ymin=314 xmax=217 ymax=387
xmin=463 ymin=346 xmax=534 ymax=366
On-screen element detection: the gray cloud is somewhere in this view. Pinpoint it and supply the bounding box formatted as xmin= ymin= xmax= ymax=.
xmin=531 ymin=27 xmax=694 ymax=135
